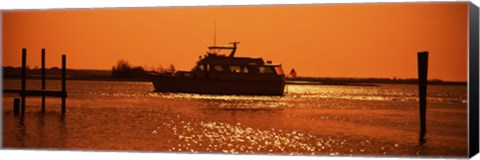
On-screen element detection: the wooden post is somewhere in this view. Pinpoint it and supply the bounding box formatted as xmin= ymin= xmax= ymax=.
xmin=13 ymin=98 xmax=20 ymax=115
xmin=61 ymin=55 xmax=66 ymax=114
xmin=21 ymin=48 xmax=27 ymax=114
xmin=41 ymin=48 xmax=46 ymax=113
xmin=417 ymin=51 xmax=428 ymax=145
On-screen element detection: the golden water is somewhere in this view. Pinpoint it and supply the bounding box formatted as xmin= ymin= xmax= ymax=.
xmin=2 ymin=80 xmax=468 ymax=157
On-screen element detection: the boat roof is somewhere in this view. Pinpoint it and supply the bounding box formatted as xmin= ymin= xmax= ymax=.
xmin=198 ymin=54 xmax=281 ymax=66
xmin=198 ymin=42 xmax=281 ymax=67
xmin=198 ymin=54 xmax=263 ymax=65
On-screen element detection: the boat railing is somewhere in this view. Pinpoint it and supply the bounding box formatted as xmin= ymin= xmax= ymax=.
xmin=208 ymin=42 xmax=240 ymax=57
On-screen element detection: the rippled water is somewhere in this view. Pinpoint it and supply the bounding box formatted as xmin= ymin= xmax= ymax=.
xmin=2 ymin=79 xmax=468 ymax=157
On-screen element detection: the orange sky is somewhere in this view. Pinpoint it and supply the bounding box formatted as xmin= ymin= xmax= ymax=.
xmin=2 ymin=2 xmax=468 ymax=81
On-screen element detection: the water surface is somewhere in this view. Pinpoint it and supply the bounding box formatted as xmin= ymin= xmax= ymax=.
xmin=2 ymin=79 xmax=468 ymax=157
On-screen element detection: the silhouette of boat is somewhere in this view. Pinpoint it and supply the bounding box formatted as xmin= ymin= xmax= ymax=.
xmin=150 ymin=42 xmax=286 ymax=95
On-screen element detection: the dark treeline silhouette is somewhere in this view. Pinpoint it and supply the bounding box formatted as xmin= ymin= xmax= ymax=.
xmin=3 ymin=59 xmax=151 ymax=82
xmin=2 ymin=65 xmax=466 ymax=85
xmin=111 ymin=60 xmax=149 ymax=79
xmin=3 ymin=66 xmax=110 ymax=78
xmin=286 ymin=76 xmax=466 ymax=85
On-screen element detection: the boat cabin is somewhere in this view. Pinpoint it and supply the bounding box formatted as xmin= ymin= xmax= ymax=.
xmin=174 ymin=42 xmax=284 ymax=79
xmin=150 ymin=42 xmax=286 ymax=95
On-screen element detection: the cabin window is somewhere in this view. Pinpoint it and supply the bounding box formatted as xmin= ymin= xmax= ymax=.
xmin=197 ymin=65 xmax=204 ymax=71
xmin=214 ymin=65 xmax=223 ymax=71
xmin=259 ymin=66 xmax=273 ymax=74
xmin=229 ymin=66 xmax=241 ymax=73
xmin=274 ymin=66 xmax=284 ymax=75
xmin=241 ymin=66 xmax=249 ymax=73
xmin=206 ymin=64 xmax=210 ymax=71
xmin=248 ymin=66 xmax=259 ymax=73
xmin=230 ymin=66 xmax=249 ymax=73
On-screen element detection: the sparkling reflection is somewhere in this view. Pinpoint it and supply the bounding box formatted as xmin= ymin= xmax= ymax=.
xmin=160 ymin=117 xmax=407 ymax=155
xmin=2 ymin=80 xmax=468 ymax=157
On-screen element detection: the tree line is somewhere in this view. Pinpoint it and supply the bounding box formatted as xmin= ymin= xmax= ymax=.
xmin=111 ymin=60 xmax=149 ymax=79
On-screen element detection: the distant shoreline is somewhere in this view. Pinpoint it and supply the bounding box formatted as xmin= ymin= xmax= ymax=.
xmin=285 ymin=77 xmax=467 ymax=86
xmin=2 ymin=76 xmax=150 ymax=82
xmin=2 ymin=67 xmax=467 ymax=86
xmin=2 ymin=76 xmax=467 ymax=86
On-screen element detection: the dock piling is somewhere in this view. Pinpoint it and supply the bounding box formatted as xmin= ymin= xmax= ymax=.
xmin=61 ymin=54 xmax=66 ymax=114
xmin=417 ymin=51 xmax=428 ymax=145
xmin=5 ymin=48 xmax=67 ymax=114
xmin=42 ymin=48 xmax=46 ymax=113
xmin=21 ymin=48 xmax=27 ymax=114
xmin=13 ymin=98 xmax=20 ymax=115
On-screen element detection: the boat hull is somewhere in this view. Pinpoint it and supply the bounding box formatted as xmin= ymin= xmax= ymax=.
xmin=150 ymin=75 xmax=285 ymax=96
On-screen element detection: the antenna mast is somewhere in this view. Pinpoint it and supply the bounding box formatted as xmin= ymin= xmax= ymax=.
xmin=213 ymin=20 xmax=216 ymax=46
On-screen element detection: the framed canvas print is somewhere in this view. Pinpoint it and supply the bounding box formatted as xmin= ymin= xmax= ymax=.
xmin=1 ymin=0 xmax=479 ymax=159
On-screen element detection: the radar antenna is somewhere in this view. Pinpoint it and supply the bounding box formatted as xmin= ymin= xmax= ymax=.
xmin=228 ymin=42 xmax=240 ymax=57
xmin=213 ymin=20 xmax=216 ymax=47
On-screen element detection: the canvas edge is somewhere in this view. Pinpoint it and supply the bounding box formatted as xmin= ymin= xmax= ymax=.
xmin=469 ymin=1 xmax=480 ymax=158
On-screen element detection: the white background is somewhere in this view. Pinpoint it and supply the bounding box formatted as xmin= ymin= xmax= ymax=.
xmin=0 ymin=0 xmax=478 ymax=160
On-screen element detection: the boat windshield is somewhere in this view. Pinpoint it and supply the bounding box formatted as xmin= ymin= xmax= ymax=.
xmin=259 ymin=66 xmax=273 ymax=74
xmin=275 ymin=66 xmax=284 ymax=75
xmin=208 ymin=48 xmax=232 ymax=56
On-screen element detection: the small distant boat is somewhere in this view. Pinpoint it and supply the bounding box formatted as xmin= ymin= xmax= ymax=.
xmin=149 ymin=42 xmax=286 ymax=95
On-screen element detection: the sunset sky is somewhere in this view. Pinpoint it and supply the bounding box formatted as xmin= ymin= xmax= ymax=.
xmin=2 ymin=2 xmax=468 ymax=81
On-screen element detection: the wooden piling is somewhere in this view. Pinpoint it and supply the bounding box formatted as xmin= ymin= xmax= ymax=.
xmin=21 ymin=48 xmax=27 ymax=114
xmin=61 ymin=55 xmax=66 ymax=114
xmin=13 ymin=98 xmax=20 ymax=115
xmin=41 ymin=48 xmax=46 ymax=113
xmin=417 ymin=51 xmax=428 ymax=145
xmin=6 ymin=48 xmax=67 ymax=114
